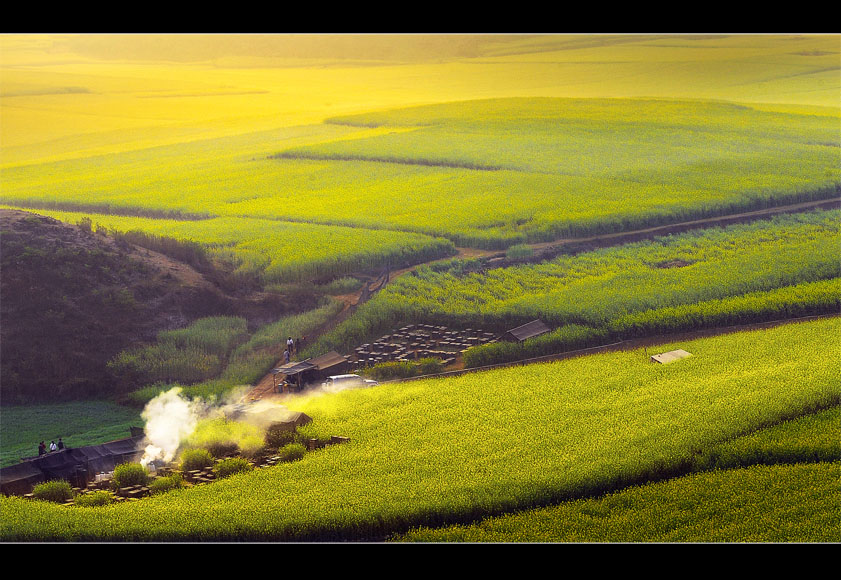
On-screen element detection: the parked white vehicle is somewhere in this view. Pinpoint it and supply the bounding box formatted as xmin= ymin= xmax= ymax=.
xmin=321 ymin=374 xmax=378 ymax=392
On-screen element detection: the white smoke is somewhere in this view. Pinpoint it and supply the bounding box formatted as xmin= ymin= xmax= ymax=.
xmin=139 ymin=387 xmax=204 ymax=467
xmin=138 ymin=386 xmax=299 ymax=468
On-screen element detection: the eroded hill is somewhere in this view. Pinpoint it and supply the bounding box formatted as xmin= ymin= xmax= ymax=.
xmin=0 ymin=210 xmax=298 ymax=403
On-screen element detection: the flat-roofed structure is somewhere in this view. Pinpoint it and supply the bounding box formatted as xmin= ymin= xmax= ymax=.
xmin=504 ymin=320 xmax=551 ymax=342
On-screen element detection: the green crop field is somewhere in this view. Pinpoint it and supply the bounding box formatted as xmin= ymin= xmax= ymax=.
xmin=309 ymin=209 xmax=841 ymax=358
xmin=1 ymin=317 xmax=837 ymax=541
xmin=4 ymin=97 xmax=839 ymax=256
xmin=397 ymin=405 xmax=841 ymax=542
xmin=0 ymin=402 xmax=143 ymax=469
xmin=2 ymin=36 xmax=838 ymax=281
xmin=2 ymin=34 xmax=839 ymax=543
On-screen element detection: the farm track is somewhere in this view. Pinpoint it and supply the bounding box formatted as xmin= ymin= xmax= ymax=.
xmin=245 ymin=196 xmax=841 ymax=401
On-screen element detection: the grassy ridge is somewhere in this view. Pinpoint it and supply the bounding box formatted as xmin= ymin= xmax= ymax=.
xmin=1 ymin=209 xmax=456 ymax=284
xmin=109 ymin=317 xmax=249 ymax=386
xmin=124 ymin=298 xmax=346 ymax=405
xmin=0 ymin=317 xmax=837 ymax=541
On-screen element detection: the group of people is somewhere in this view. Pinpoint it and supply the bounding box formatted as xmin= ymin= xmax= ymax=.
xmin=37 ymin=438 xmax=65 ymax=456
xmin=282 ymin=336 xmax=304 ymax=364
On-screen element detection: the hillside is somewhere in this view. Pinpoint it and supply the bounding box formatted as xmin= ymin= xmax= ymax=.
xmin=0 ymin=209 xmax=293 ymax=403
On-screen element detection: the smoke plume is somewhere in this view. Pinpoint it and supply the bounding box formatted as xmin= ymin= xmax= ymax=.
xmin=138 ymin=386 xmax=298 ymax=467
xmin=139 ymin=387 xmax=203 ymax=467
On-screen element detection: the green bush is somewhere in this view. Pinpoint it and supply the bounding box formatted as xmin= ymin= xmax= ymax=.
xmin=505 ymin=243 xmax=533 ymax=260
xmin=111 ymin=462 xmax=150 ymax=489
xmin=32 ymin=480 xmax=74 ymax=503
xmin=265 ymin=425 xmax=298 ymax=448
xmin=179 ymin=448 xmax=215 ymax=471
xmin=295 ymin=425 xmax=332 ymax=449
xmin=320 ymin=276 xmax=363 ymax=295
xmin=463 ymin=324 xmax=608 ymax=368
xmin=214 ymin=457 xmax=253 ymax=479
xmin=149 ymin=474 xmax=184 ymax=495
xmin=278 ymin=443 xmax=307 ymax=463
xmin=74 ymin=490 xmax=113 ymax=507
xmin=365 ymin=360 xmax=418 ymax=380
xmin=416 ymin=357 xmax=444 ymax=375
xmin=206 ymin=441 xmax=240 ymax=459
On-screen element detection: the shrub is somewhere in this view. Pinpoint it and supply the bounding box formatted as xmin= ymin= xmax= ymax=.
xmin=32 ymin=480 xmax=74 ymax=503
xmin=365 ymin=360 xmax=418 ymax=380
xmin=214 ymin=457 xmax=253 ymax=479
xmin=278 ymin=443 xmax=307 ymax=463
xmin=506 ymin=244 xmax=533 ymax=260
xmin=295 ymin=425 xmax=332 ymax=449
xmin=416 ymin=357 xmax=444 ymax=375
xmin=265 ymin=425 xmax=298 ymax=448
xmin=206 ymin=441 xmax=239 ymax=459
xmin=111 ymin=462 xmax=150 ymax=489
xmin=179 ymin=448 xmax=215 ymax=471
xmin=463 ymin=324 xmax=608 ymax=368
xmin=74 ymin=490 xmax=113 ymax=507
xmin=237 ymin=435 xmax=267 ymax=459
xmin=149 ymin=474 xmax=184 ymax=495
xmin=320 ymin=276 xmax=363 ymax=295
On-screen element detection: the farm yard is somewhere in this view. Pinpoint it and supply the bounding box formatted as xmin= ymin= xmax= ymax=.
xmin=0 ymin=34 xmax=839 ymax=543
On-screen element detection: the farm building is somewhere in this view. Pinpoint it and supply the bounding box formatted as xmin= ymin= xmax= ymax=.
xmin=275 ymin=351 xmax=350 ymax=391
xmin=0 ymin=432 xmax=147 ymax=496
xmin=503 ymin=320 xmax=551 ymax=342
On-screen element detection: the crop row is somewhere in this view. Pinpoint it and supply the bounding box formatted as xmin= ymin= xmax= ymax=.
xmin=109 ymin=317 xmax=249 ymax=386
xmin=396 ymin=462 xmax=840 ymax=543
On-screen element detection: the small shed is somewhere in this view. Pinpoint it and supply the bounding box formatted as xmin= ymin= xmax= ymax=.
xmin=275 ymin=351 xmax=349 ymax=390
xmin=504 ymin=320 xmax=551 ymax=342
xmin=650 ymin=349 xmax=693 ymax=364
xmin=308 ymin=351 xmax=350 ymax=381
xmin=275 ymin=360 xmax=316 ymax=391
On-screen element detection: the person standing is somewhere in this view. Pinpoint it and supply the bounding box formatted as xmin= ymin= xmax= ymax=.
xmin=287 ymin=337 xmax=295 ymax=355
xmin=49 ymin=440 xmax=57 ymax=452
xmin=57 ymin=438 xmax=65 ymax=450
xmin=38 ymin=441 xmax=46 ymax=456
xmin=283 ymin=348 xmax=290 ymax=364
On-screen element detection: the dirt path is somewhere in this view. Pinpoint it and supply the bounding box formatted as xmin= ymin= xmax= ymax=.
xmin=243 ymin=197 xmax=840 ymax=401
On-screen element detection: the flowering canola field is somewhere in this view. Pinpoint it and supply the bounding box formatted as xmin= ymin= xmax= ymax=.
xmin=1 ymin=317 xmax=837 ymax=541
